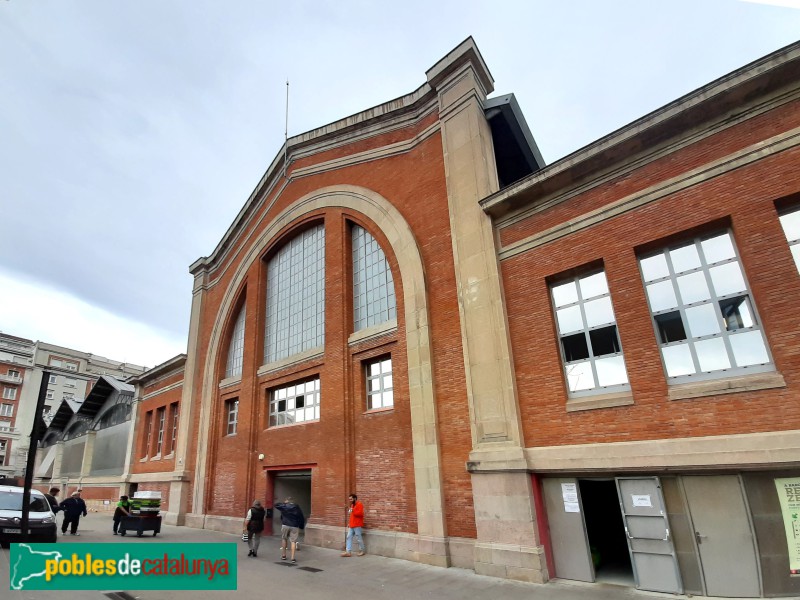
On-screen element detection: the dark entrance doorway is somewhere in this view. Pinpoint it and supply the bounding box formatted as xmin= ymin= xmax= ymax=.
xmin=579 ymin=479 xmax=634 ymax=586
xmin=268 ymin=470 xmax=311 ymax=538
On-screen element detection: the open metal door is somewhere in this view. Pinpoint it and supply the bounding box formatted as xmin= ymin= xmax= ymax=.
xmin=616 ymin=477 xmax=682 ymax=594
xmin=542 ymin=477 xmax=594 ymax=582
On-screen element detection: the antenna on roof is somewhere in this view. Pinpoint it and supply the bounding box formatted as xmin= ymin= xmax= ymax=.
xmin=284 ymin=79 xmax=289 ymax=180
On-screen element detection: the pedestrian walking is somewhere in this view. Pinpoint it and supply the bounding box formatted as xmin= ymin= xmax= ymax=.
xmin=243 ymin=499 xmax=266 ymax=557
xmin=274 ymin=496 xmax=305 ymax=563
xmin=341 ymin=493 xmax=366 ymax=557
xmin=113 ymin=495 xmax=132 ymax=535
xmin=59 ymin=491 xmax=88 ymax=535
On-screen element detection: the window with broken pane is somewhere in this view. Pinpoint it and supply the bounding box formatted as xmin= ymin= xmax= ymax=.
xmin=551 ymin=270 xmax=629 ymax=395
xmin=639 ymin=231 xmax=772 ymax=382
xmin=269 ymin=378 xmax=321 ymax=427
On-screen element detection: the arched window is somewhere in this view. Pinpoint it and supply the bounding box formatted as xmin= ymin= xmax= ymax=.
xmin=63 ymin=420 xmax=89 ymax=441
xmin=264 ymin=224 xmax=325 ymax=363
xmin=94 ymin=404 xmax=130 ymax=430
xmin=226 ymin=306 xmax=246 ymax=377
xmin=352 ymin=225 xmax=396 ymax=331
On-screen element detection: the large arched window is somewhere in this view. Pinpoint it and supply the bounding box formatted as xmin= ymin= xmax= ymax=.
xmin=63 ymin=420 xmax=89 ymax=441
xmin=264 ymin=224 xmax=325 ymax=363
xmin=352 ymin=225 xmax=396 ymax=331
xmin=226 ymin=306 xmax=246 ymax=377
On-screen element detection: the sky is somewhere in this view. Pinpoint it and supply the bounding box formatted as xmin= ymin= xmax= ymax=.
xmin=1 ymin=0 xmax=799 ymax=369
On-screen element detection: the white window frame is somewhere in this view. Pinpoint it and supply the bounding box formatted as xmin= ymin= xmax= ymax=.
xmin=0 ymin=440 xmax=6 ymax=466
xmin=170 ymin=403 xmax=179 ymax=454
xmin=226 ymin=399 xmax=239 ymax=436
xmin=226 ymin=306 xmax=246 ymax=378
xmin=7 ymin=369 xmax=20 ymax=379
xmin=366 ymin=357 xmax=394 ymax=410
xmin=49 ymin=375 xmax=57 ymax=384
xmin=0 ymin=404 xmax=13 ymax=417
xmin=155 ymin=407 xmax=166 ymax=456
xmin=264 ymin=225 xmax=325 ymax=364
xmin=143 ymin=412 xmax=153 ymax=458
xmin=550 ymin=269 xmax=630 ymax=396
xmin=639 ymin=230 xmax=773 ymax=383
xmin=779 ymin=206 xmax=800 ymax=275
xmin=269 ymin=378 xmax=320 ymax=427
xmin=352 ymin=225 xmax=396 ymax=332
xmin=46 ymin=390 xmax=54 ymax=400
xmin=1 ymin=388 xmax=16 ymax=400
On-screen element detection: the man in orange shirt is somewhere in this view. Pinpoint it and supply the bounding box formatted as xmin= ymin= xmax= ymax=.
xmin=341 ymin=493 xmax=366 ymax=557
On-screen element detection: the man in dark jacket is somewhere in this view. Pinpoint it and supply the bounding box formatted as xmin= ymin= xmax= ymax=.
xmin=59 ymin=491 xmax=88 ymax=535
xmin=274 ymin=496 xmax=305 ymax=563
xmin=44 ymin=487 xmax=60 ymax=514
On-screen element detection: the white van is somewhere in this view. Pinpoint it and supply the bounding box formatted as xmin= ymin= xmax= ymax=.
xmin=0 ymin=485 xmax=58 ymax=544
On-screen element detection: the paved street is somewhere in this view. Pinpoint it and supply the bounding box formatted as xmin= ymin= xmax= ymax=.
xmin=1 ymin=512 xmax=762 ymax=600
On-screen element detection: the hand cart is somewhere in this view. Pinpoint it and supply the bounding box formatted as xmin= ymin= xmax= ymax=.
xmin=118 ymin=514 xmax=162 ymax=537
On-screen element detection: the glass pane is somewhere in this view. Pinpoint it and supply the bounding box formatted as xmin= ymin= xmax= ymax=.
xmin=685 ymin=303 xmax=720 ymax=338
xmin=779 ymin=210 xmax=800 ymax=242
xmin=383 ymin=390 xmax=394 ymax=406
xmin=791 ymin=245 xmax=800 ymax=273
xmin=701 ymin=233 xmax=736 ymax=264
xmin=584 ymin=297 xmax=615 ymax=328
xmin=646 ymin=280 xmax=678 ymax=312
xmin=579 ymin=272 xmax=609 ymax=300
xmin=670 ymin=243 xmax=701 ymax=273
xmin=677 ymin=271 xmax=711 ymax=305
xmin=640 ymin=254 xmax=670 ymax=282
xmin=589 ymin=326 xmax=620 ymax=356
xmin=662 ymin=343 xmax=696 ymax=377
xmin=709 ymin=262 xmax=746 ymax=297
xmin=695 ymin=337 xmax=731 ymax=372
xmin=562 ymin=333 xmax=590 ymax=362
xmin=381 ymin=359 xmax=392 ymax=372
xmin=305 ymin=407 xmax=315 ymax=421
xmin=729 ymin=330 xmax=770 ymax=367
xmin=383 ymin=374 xmax=392 ymax=389
xmin=369 ymin=379 xmax=380 ymax=391
xmin=719 ymin=295 xmax=754 ymax=331
xmin=595 ymin=356 xmax=628 ymax=387
xmin=556 ymin=305 xmax=583 ymax=335
xmin=370 ymin=395 xmax=382 ymax=409
xmin=565 ymin=361 xmax=595 ymax=392
xmin=552 ymin=281 xmax=578 ymax=307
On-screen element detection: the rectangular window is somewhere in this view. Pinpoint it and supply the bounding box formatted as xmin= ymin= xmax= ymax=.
xmin=7 ymin=369 xmax=20 ymax=379
xmin=226 ymin=399 xmax=239 ymax=435
xmin=352 ymin=225 xmax=396 ymax=331
xmin=226 ymin=308 xmax=246 ymax=378
xmin=46 ymin=390 xmax=54 ymax=400
xmin=551 ymin=270 xmax=629 ymax=395
xmin=63 ymin=393 xmax=74 ymax=401
xmin=366 ymin=357 xmax=394 ymax=409
xmin=65 ymin=363 xmax=77 ymax=371
xmin=269 ymin=378 xmax=320 ymax=427
xmin=0 ymin=440 xmax=6 ymax=466
xmin=779 ymin=206 xmax=800 ymax=274
xmin=2 ymin=388 xmax=16 ymax=400
xmin=64 ymin=377 xmax=76 ymax=388
xmin=170 ymin=403 xmax=179 ymax=453
xmin=143 ymin=412 xmax=153 ymax=458
xmin=49 ymin=374 xmax=57 ymax=384
xmin=639 ymin=231 xmax=772 ymax=382
xmin=0 ymin=404 xmax=13 ymax=417
xmin=155 ymin=407 xmax=166 ymax=455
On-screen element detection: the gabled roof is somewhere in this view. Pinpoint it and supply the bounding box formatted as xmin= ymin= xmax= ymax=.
xmin=77 ymin=375 xmax=133 ymax=417
xmin=48 ymin=398 xmax=83 ymax=431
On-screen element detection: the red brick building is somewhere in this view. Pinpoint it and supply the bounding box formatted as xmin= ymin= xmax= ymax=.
xmin=135 ymin=39 xmax=800 ymax=597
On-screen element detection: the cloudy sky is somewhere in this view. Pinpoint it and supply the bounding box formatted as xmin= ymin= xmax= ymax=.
xmin=1 ymin=0 xmax=798 ymax=368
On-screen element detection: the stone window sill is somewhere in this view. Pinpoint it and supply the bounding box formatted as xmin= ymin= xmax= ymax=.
xmin=566 ymin=391 xmax=634 ymax=413
xmin=669 ymin=371 xmax=785 ymax=401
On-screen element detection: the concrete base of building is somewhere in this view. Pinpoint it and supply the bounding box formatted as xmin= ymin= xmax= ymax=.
xmin=473 ymin=541 xmax=548 ymax=584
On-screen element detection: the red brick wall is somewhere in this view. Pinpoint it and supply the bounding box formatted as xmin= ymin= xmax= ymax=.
xmin=501 ymin=110 xmax=800 ymax=447
xmin=132 ymin=375 xmax=182 ymax=475
xmin=190 ymin=128 xmax=476 ymax=538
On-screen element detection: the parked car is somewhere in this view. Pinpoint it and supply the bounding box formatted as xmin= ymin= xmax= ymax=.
xmin=0 ymin=485 xmax=58 ymax=545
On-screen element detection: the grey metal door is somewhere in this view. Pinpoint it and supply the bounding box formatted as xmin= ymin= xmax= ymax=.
xmin=682 ymin=475 xmax=760 ymax=597
xmin=542 ymin=477 xmax=594 ymax=582
xmin=616 ymin=477 xmax=682 ymax=594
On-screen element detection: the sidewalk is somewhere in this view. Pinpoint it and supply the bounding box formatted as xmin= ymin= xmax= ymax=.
xmin=2 ymin=512 xmax=750 ymax=600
